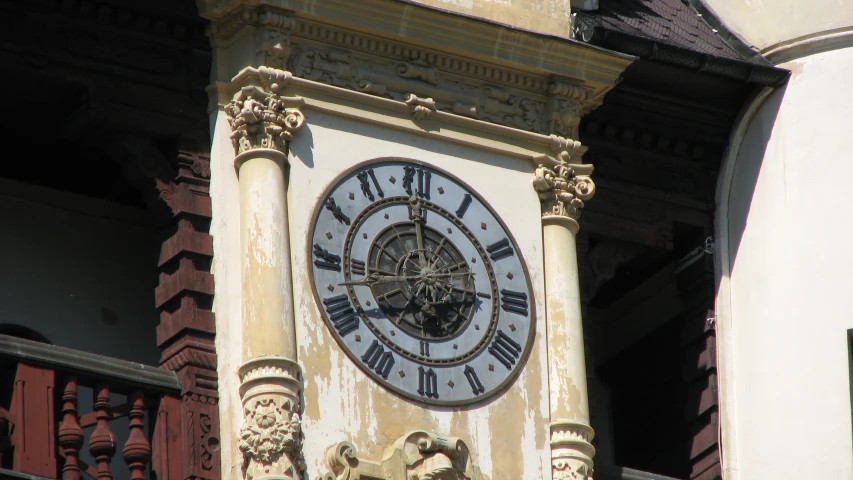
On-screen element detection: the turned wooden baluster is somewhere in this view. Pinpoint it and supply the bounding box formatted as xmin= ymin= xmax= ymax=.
xmin=57 ymin=377 xmax=84 ymax=480
xmin=122 ymin=390 xmax=151 ymax=480
xmin=88 ymin=384 xmax=116 ymax=480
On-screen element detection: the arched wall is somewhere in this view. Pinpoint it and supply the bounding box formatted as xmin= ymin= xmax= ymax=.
xmin=715 ymin=45 xmax=853 ymax=479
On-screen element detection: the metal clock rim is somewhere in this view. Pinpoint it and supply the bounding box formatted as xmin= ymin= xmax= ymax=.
xmin=305 ymin=157 xmax=538 ymax=407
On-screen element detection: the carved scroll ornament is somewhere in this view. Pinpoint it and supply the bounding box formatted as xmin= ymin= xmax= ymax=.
xmin=532 ymin=161 xmax=595 ymax=220
xmin=225 ymin=67 xmax=306 ymax=156
xmin=321 ymin=431 xmax=479 ymax=480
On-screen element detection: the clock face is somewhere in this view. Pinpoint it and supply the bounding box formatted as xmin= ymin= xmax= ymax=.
xmin=308 ymin=159 xmax=534 ymax=405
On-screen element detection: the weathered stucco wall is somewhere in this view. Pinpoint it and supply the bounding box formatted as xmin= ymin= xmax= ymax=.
xmin=289 ymin=110 xmax=550 ymax=479
xmin=405 ymin=0 xmax=572 ymax=38
xmin=210 ymin=103 xmax=552 ymax=478
xmin=716 ymin=45 xmax=853 ymax=479
xmin=703 ymin=0 xmax=853 ymax=53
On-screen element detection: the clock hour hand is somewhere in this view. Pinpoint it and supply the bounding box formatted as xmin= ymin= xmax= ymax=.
xmin=338 ymin=272 xmax=408 ymax=287
xmin=409 ymin=195 xmax=427 ymax=265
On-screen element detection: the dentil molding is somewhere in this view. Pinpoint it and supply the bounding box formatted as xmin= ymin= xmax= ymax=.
xmin=321 ymin=431 xmax=480 ymax=480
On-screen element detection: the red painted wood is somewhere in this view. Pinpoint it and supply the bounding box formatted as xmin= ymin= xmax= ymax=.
xmin=57 ymin=377 xmax=84 ymax=480
xmin=88 ymin=384 xmax=116 ymax=480
xmin=152 ymin=395 xmax=182 ymax=480
xmin=10 ymin=363 xmax=56 ymax=478
xmin=122 ymin=390 xmax=151 ymax=480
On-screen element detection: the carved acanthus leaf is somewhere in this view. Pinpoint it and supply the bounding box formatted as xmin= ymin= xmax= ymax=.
xmin=532 ymin=160 xmax=595 ymax=220
xmin=225 ymin=67 xmax=305 ymax=155
xmin=239 ymin=398 xmax=305 ymax=479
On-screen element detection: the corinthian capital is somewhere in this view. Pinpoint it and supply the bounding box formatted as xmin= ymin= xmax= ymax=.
xmin=225 ymin=67 xmax=305 ymax=156
xmin=532 ymin=161 xmax=595 ymax=220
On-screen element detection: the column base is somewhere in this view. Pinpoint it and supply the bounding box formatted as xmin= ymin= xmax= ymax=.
xmin=238 ymin=356 xmax=305 ymax=480
xmin=550 ymin=421 xmax=595 ymax=480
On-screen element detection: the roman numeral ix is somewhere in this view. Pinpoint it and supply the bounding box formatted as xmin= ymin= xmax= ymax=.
xmin=322 ymin=294 xmax=359 ymax=337
xmin=488 ymin=330 xmax=522 ymax=370
xmin=313 ymin=244 xmax=342 ymax=272
xmin=362 ymin=340 xmax=394 ymax=379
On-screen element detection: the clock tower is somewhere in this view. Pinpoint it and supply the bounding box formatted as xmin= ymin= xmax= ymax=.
xmin=199 ymin=1 xmax=631 ymax=479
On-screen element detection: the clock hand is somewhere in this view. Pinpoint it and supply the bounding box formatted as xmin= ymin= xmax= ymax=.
xmin=409 ymin=195 xmax=427 ymax=266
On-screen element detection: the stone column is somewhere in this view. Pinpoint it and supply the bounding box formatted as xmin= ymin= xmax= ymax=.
xmin=532 ymin=156 xmax=596 ymax=480
xmin=225 ymin=67 xmax=307 ymax=480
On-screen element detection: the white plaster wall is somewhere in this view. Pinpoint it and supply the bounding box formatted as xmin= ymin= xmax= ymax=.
xmin=289 ymin=111 xmax=550 ymax=480
xmin=718 ymin=46 xmax=853 ymax=479
xmin=210 ymin=106 xmax=552 ymax=479
xmin=0 ymin=178 xmax=160 ymax=365
xmin=703 ymin=0 xmax=853 ymax=51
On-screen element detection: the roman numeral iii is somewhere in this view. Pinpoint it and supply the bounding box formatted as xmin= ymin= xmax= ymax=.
xmin=500 ymin=289 xmax=528 ymax=317
xmin=488 ymin=330 xmax=522 ymax=369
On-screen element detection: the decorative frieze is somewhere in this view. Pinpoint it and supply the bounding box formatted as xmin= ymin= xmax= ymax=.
xmin=239 ymin=356 xmax=305 ymax=480
xmin=550 ymin=422 xmax=595 ymax=480
xmin=208 ymin=5 xmax=602 ymax=139
xmin=321 ymin=431 xmax=480 ymax=480
xmin=225 ymin=67 xmax=306 ymax=156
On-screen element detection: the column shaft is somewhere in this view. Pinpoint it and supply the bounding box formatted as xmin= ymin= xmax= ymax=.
xmin=237 ymin=149 xmax=296 ymax=361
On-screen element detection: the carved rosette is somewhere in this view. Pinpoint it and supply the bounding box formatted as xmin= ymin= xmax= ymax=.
xmin=532 ymin=160 xmax=595 ymax=221
xmin=550 ymin=422 xmax=595 ymax=480
xmin=239 ymin=356 xmax=305 ymax=480
xmin=320 ymin=431 xmax=479 ymax=480
xmin=225 ymin=67 xmax=306 ymax=156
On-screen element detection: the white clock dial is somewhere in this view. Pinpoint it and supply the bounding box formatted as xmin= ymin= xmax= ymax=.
xmin=308 ymin=159 xmax=534 ymax=405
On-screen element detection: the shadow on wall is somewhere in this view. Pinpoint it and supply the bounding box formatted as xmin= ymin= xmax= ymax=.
xmin=723 ymin=85 xmax=786 ymax=268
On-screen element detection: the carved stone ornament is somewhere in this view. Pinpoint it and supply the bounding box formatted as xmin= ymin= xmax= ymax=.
xmin=550 ymin=422 xmax=595 ymax=480
xmin=321 ymin=431 xmax=480 ymax=480
xmin=239 ymin=356 xmax=305 ymax=480
xmin=532 ymin=159 xmax=596 ymax=220
xmin=225 ymin=67 xmax=306 ymax=156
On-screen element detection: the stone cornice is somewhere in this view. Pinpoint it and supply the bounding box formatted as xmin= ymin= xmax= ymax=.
xmin=201 ymin=1 xmax=633 ymax=129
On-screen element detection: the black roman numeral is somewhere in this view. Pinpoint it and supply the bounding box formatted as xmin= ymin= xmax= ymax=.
xmin=356 ymin=168 xmax=384 ymax=201
xmin=323 ymin=294 xmax=359 ymax=337
xmin=500 ymin=289 xmax=528 ymax=317
xmin=417 ymin=366 xmax=439 ymax=399
xmin=403 ymin=166 xmax=416 ymax=196
xmin=464 ymin=365 xmax=484 ymax=395
xmin=402 ymin=166 xmax=431 ymax=199
xmin=420 ymin=341 xmax=431 ymax=357
xmin=325 ymin=197 xmax=351 ymax=225
xmin=488 ymin=330 xmax=522 ymax=370
xmin=456 ymin=194 xmax=472 ymax=218
xmin=313 ymin=244 xmax=342 ymax=272
xmin=350 ymin=259 xmax=366 ymax=276
xmin=362 ymin=340 xmax=394 ymax=379
xmin=417 ymin=169 xmax=431 ymax=199
xmin=486 ymin=238 xmax=514 ymax=261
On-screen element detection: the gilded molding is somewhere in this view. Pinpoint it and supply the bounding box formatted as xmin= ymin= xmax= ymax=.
xmin=321 ymin=431 xmax=479 ymax=480
xmin=225 ymin=67 xmax=306 ymax=156
xmin=550 ymin=422 xmax=595 ymax=480
xmin=239 ymin=356 xmax=305 ymax=480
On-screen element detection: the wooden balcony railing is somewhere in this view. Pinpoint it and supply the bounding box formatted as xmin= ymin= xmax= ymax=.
xmin=0 ymin=334 xmax=183 ymax=479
